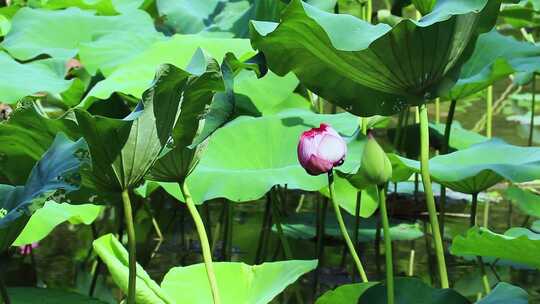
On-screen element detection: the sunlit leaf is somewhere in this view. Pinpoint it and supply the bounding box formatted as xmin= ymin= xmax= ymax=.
xmin=13 ymin=201 xmax=102 ymax=246
xmin=315 ymin=283 xmax=376 ymax=304
xmin=161 ymin=260 xmax=317 ymax=304
xmin=93 ymin=234 xmax=174 ymax=304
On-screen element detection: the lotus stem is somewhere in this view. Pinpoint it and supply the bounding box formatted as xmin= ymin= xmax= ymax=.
xmin=378 ymin=185 xmax=394 ymax=304
xmin=121 ymin=189 xmax=137 ymax=304
xmin=486 ymin=86 xmax=493 ymax=138
xmin=408 ymin=241 xmax=416 ymax=276
xmin=314 ymin=196 xmax=328 ymax=294
xmin=328 ymin=171 xmax=369 ymax=283
xmin=255 ymin=193 xmax=272 ymax=264
xmin=439 ymin=99 xmax=457 ymax=239
xmin=529 ymin=73 xmax=536 ymax=147
xmin=0 ymin=275 xmax=9 ymax=304
xmin=419 ymin=104 xmax=449 ymax=288
xmin=180 ymin=183 xmax=221 ymax=304
xmin=353 ymin=191 xmax=362 ymax=280
xmin=470 ymin=193 xmax=491 ymax=295
xmin=435 ymin=98 xmax=440 ymax=124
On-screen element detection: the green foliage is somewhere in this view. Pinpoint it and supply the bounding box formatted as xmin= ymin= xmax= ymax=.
xmin=319 ymin=175 xmax=379 ymax=217
xmin=0 ymin=133 xmax=89 ymax=252
xmin=93 ymin=234 xmax=174 ymax=304
xmin=8 ymin=287 xmax=107 ymax=303
xmin=250 ymin=0 xmax=502 ymax=116
xmin=451 ymin=227 xmax=540 ymax=269
xmin=13 ymin=201 xmax=102 ymax=246
xmin=315 ymin=283 xmax=376 ymax=304
xmin=161 ymin=260 xmax=317 ymax=304
xmin=477 ymin=283 xmax=528 ymax=304
xmin=505 ymin=185 xmax=540 ymax=217
xmin=390 ymin=139 xmax=540 ymax=193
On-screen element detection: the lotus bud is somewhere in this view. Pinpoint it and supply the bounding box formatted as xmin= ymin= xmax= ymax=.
xmin=360 ymin=130 xmax=392 ymax=185
xmin=297 ymin=123 xmax=347 ymax=176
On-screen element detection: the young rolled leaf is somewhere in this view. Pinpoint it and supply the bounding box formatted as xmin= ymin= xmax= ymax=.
xmin=451 ymin=227 xmax=540 ymax=269
xmin=250 ymin=0 xmax=502 ymax=116
xmin=0 ymin=133 xmax=89 ymax=252
xmin=92 ymin=234 xmax=174 ymax=304
xmin=357 ymin=277 xmax=469 ymax=304
xmin=160 ymin=260 xmax=318 ymax=304
xmin=444 ymin=29 xmax=540 ymax=100
xmin=390 ymin=139 xmax=540 ymax=194
xmin=13 ymin=201 xmax=102 ymax=246
xmin=76 ymin=51 xmax=223 ymax=192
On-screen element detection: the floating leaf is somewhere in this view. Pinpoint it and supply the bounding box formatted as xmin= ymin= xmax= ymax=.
xmin=0 ymin=52 xmax=73 ymax=104
xmin=505 ymin=185 xmax=540 ymax=218
xmin=445 ymin=30 xmax=540 ymax=100
xmin=13 ymin=201 xmax=102 ymax=246
xmin=278 ymin=212 xmax=423 ymax=242
xmin=358 ymin=277 xmax=469 ymax=304
xmin=0 ymin=133 xmax=89 ymax=252
xmin=250 ymin=0 xmax=502 ymax=116
xmin=390 ymin=139 xmax=540 ymax=194
xmin=476 ymin=282 xmax=528 ymax=304
xmin=93 ymin=234 xmax=174 ymax=304
xmin=315 ymin=283 xmax=376 ymax=304
xmin=1 ymin=7 xmax=159 ymax=61
xmin=8 ymin=287 xmax=107 ymax=303
xmin=451 ymin=227 xmax=540 ymax=269
xmin=161 ymin=260 xmax=317 ymax=304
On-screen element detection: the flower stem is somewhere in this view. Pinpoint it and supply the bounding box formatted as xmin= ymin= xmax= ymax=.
xmin=419 ymin=104 xmax=449 ymax=288
xmin=529 ymin=73 xmax=536 ymax=147
xmin=121 ymin=189 xmax=137 ymax=304
xmin=486 ymin=86 xmax=493 ymax=138
xmin=378 ymin=185 xmax=394 ymax=304
xmin=439 ymin=99 xmax=457 ymax=239
xmin=471 ymin=193 xmax=491 ymax=295
xmin=327 ymin=171 xmax=368 ymax=283
xmin=180 ymin=182 xmax=221 ymax=304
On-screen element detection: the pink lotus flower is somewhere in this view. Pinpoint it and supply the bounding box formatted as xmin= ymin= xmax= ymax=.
xmin=19 ymin=242 xmax=39 ymax=256
xmin=297 ymin=123 xmax=347 ymax=176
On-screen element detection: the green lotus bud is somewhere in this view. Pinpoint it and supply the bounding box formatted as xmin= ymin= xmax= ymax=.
xmin=360 ymin=131 xmax=392 ymax=185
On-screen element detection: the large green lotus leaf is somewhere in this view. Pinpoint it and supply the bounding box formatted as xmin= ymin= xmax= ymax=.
xmin=390 ymin=139 xmax=540 ymax=194
xmin=76 ymin=56 xmax=221 ymax=192
xmin=0 ymin=52 xmax=73 ymax=104
xmin=156 ymin=0 xmax=220 ymax=34
xmin=0 ymin=133 xmax=89 ymax=252
xmin=429 ymin=121 xmax=488 ymax=151
xmin=476 ymin=283 xmax=528 ymax=304
xmin=234 ymin=70 xmax=300 ymax=114
xmin=0 ymin=107 xmax=79 ymax=184
xmin=357 ymin=277 xmax=469 ymax=304
xmin=82 ymin=34 xmax=253 ymax=107
xmin=250 ymin=0 xmax=502 ymax=116
xmin=13 ymin=201 xmax=102 ymax=246
xmin=181 ymin=110 xmax=361 ymax=203
xmin=1 ymin=7 xmax=158 ymax=61
xmin=505 ymin=185 xmax=540 ymax=217
xmin=278 ymin=212 xmax=424 ymax=242
xmin=319 ymin=175 xmax=379 ymax=217
xmin=160 ymin=260 xmax=317 ymax=304
xmin=93 ymin=234 xmax=174 ymax=304
xmin=7 ymin=287 xmax=107 ymax=303
xmin=315 ymin=283 xmax=376 ymax=304
xmin=27 ymin=0 xmax=145 ymax=15
xmin=451 ymin=227 xmax=540 ymax=269
xmin=445 ymin=30 xmax=540 ymax=100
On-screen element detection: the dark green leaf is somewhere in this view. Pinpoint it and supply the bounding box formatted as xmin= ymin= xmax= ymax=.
xmin=8 ymin=287 xmax=107 ymax=303
xmin=476 ymin=282 xmax=528 ymax=304
xmin=315 ymin=283 xmax=376 ymax=304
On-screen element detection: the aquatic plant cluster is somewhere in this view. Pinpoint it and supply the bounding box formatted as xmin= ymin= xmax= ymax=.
xmin=1 ymin=0 xmax=540 ymax=303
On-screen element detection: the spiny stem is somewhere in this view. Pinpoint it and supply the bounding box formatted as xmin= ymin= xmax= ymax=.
xmin=419 ymin=104 xmax=449 ymax=288
xmin=121 ymin=189 xmax=137 ymax=304
xmin=181 ymin=183 xmax=221 ymax=304
xmin=328 ymin=171 xmax=368 ymax=283
xmin=378 ymin=185 xmax=394 ymax=304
